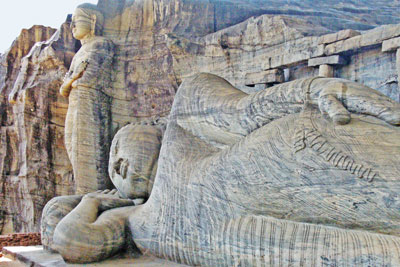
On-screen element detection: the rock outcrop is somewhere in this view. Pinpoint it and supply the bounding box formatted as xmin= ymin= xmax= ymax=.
xmin=1 ymin=0 xmax=400 ymax=234
xmin=0 ymin=23 xmax=78 ymax=234
xmin=170 ymin=18 xmax=400 ymax=100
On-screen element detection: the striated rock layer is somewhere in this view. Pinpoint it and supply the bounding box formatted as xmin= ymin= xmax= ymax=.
xmin=0 ymin=23 xmax=77 ymax=234
xmin=1 ymin=0 xmax=400 ymax=234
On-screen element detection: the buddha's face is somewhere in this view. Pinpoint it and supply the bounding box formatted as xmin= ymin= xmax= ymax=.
xmin=109 ymin=125 xmax=162 ymax=200
xmin=71 ymin=8 xmax=92 ymax=40
xmin=110 ymin=144 xmax=150 ymax=199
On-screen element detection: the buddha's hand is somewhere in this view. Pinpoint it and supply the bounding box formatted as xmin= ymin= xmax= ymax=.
xmin=59 ymin=83 xmax=71 ymax=97
xmin=311 ymin=79 xmax=400 ymax=125
xmin=83 ymin=189 xmax=135 ymax=212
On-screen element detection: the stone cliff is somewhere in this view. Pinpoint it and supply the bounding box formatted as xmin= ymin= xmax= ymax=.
xmin=0 ymin=23 xmax=77 ymax=234
xmin=1 ymin=0 xmax=400 ymax=234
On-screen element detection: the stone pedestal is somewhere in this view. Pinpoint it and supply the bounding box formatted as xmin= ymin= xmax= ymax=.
xmin=318 ymin=64 xmax=334 ymax=77
xmin=245 ymin=69 xmax=284 ymax=86
xmin=382 ymin=37 xmax=400 ymax=52
xmin=308 ymin=55 xmax=347 ymax=78
xmin=397 ymin=48 xmax=400 ymax=94
xmin=2 ymin=246 xmax=188 ymax=266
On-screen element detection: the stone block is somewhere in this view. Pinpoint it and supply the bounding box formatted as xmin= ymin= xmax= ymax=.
xmin=316 ymin=44 xmax=325 ymax=57
xmin=325 ymin=24 xmax=400 ymax=55
xmin=397 ymin=49 xmax=400 ymax=83
xmin=260 ymin=59 xmax=271 ymax=71
xmin=318 ymin=29 xmax=361 ymax=45
xmin=382 ymin=37 xmax=400 ymax=52
xmin=319 ymin=64 xmax=334 ymax=77
xmin=245 ymin=69 xmax=284 ymax=86
xmin=308 ymin=55 xmax=347 ymax=67
xmin=2 ymin=246 xmax=188 ymax=266
xmin=269 ymin=37 xmax=321 ymax=69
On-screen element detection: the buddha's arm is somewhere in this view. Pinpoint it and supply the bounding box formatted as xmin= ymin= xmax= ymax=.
xmin=60 ymin=39 xmax=115 ymax=98
xmin=52 ymin=190 xmax=136 ymax=263
xmin=59 ymin=59 xmax=89 ymax=97
xmin=309 ymin=78 xmax=400 ymax=125
xmin=173 ymin=73 xmax=306 ymax=142
xmin=174 ymin=73 xmax=400 ymax=140
xmin=41 ymin=195 xmax=83 ymax=251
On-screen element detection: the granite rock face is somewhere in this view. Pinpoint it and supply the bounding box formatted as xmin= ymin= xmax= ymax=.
xmin=170 ymin=18 xmax=400 ymax=98
xmin=0 ymin=23 xmax=78 ymax=234
xmin=1 ymin=0 xmax=400 ymax=235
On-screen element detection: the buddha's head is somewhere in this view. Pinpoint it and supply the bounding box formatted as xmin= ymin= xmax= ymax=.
xmin=109 ymin=124 xmax=162 ymax=199
xmin=71 ymin=3 xmax=104 ymax=40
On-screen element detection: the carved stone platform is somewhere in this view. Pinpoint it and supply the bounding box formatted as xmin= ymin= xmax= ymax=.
xmin=2 ymin=246 xmax=187 ymax=267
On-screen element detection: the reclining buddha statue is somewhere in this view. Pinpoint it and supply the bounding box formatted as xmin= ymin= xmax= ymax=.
xmin=41 ymin=71 xmax=400 ymax=266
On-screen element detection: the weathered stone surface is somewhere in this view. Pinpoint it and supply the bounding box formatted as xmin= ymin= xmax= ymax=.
xmin=318 ymin=29 xmax=360 ymax=45
xmin=308 ymin=55 xmax=347 ymax=67
xmin=2 ymin=246 xmax=188 ymax=266
xmin=382 ymin=36 xmax=400 ymax=52
xmin=61 ymin=6 xmax=116 ymax=194
xmin=336 ymin=46 xmax=399 ymax=102
xmin=318 ymin=64 xmax=334 ymax=77
xmin=97 ymin=0 xmax=400 ymax=37
xmin=2 ymin=0 xmax=400 ymax=239
xmin=397 ymin=49 xmax=400 ymax=83
xmin=61 ymin=2 xmax=333 ymax=195
xmin=109 ymin=123 xmax=164 ymax=199
xmin=245 ymin=69 xmax=283 ymax=86
xmin=325 ymin=24 xmax=400 ymax=55
xmin=0 ymin=23 xmax=77 ymax=234
xmin=42 ymin=73 xmax=400 ymax=265
xmin=172 ymin=19 xmax=400 ymax=98
xmin=40 ymin=120 xmax=165 ymax=255
xmin=9 ymin=2 xmax=397 ymax=264
xmin=169 ymin=15 xmax=326 ymax=92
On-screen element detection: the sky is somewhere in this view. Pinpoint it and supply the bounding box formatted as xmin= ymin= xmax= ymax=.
xmin=0 ymin=0 xmax=98 ymax=53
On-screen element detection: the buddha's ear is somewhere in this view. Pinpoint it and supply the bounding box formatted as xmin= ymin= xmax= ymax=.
xmin=91 ymin=14 xmax=97 ymax=36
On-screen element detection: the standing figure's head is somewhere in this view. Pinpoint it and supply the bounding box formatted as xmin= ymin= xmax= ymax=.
xmin=109 ymin=124 xmax=163 ymax=199
xmin=71 ymin=3 xmax=104 ymax=40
